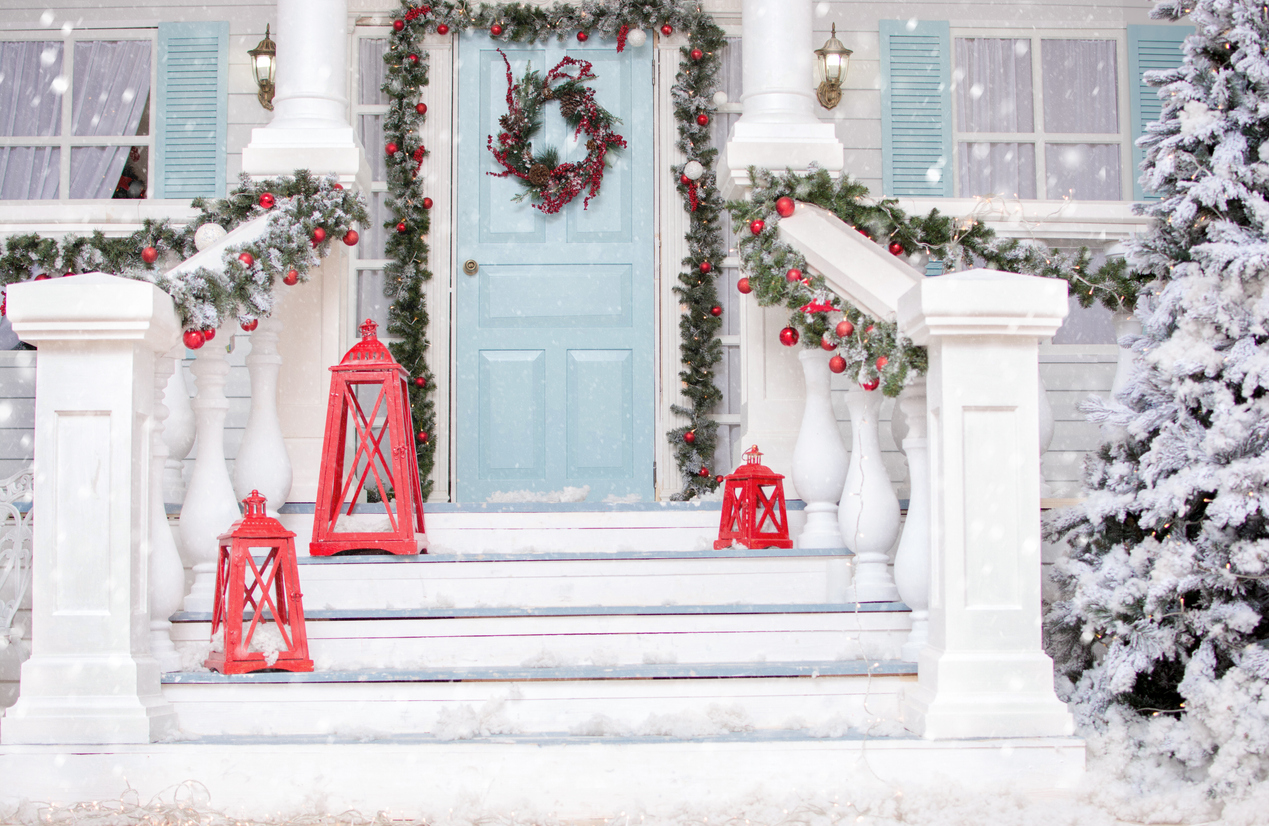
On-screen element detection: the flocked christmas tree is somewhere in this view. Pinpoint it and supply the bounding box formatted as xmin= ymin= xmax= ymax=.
xmin=1047 ymin=0 xmax=1269 ymax=794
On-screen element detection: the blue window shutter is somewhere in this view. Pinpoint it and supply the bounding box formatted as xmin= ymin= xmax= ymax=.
xmin=1128 ymin=25 xmax=1190 ymax=201
xmin=880 ymin=20 xmax=952 ymax=198
xmin=155 ymin=22 xmax=228 ymax=200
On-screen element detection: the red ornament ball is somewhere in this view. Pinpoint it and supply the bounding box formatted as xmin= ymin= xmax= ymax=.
xmin=577 ymin=31 xmax=588 ymax=42
xmin=414 ymin=376 xmax=426 ymax=388
xmin=684 ymin=430 xmax=696 ymax=445
xmin=407 ymin=53 xmax=420 ymax=66
xmin=699 ymin=261 xmax=712 ymax=274
xmin=715 ymin=475 xmax=724 ymax=484
xmin=33 ymin=274 xmax=50 ymax=281
xmin=680 ymin=174 xmax=691 ymax=186
xmin=775 ymin=196 xmax=796 ymax=218
xmin=737 ymin=277 xmax=752 ymax=294
xmin=876 ymin=356 xmax=889 ymax=370
xmin=749 ymin=219 xmax=765 ymax=235
xmin=283 ymin=270 xmax=299 ymax=286
xmin=490 ymin=24 xmax=503 ymax=36
xmin=691 ymin=48 xmax=704 ymax=61
xmin=240 ymin=319 xmax=259 ymax=332
xmin=829 ymin=355 xmax=847 ymax=374
xmin=182 ymin=330 xmax=206 ymax=350
xmin=820 ymin=336 xmax=836 ymax=352
xmin=386 ymin=142 xmax=399 ymax=156
xmin=779 ymin=326 xmax=799 ymax=347
xmin=141 ymin=246 xmax=159 ymax=264
xmin=835 ymin=319 xmax=855 ymax=338
xmin=312 ymin=227 xmax=327 ymax=245
xmin=416 ymin=102 xmax=428 ymax=115
xmin=397 ymin=222 xmax=408 ymax=233
xmin=238 ymin=252 xmax=255 ymax=268
xmin=334 ymin=183 xmax=344 ymax=190
xmin=661 ymin=24 xmax=674 ymax=36
xmin=785 ymin=268 xmax=802 ymax=283
xmin=343 ymin=229 xmax=360 ymax=246
xmin=393 ymin=19 xmax=405 ymax=32
xmin=203 ymin=328 xmax=216 ymax=341
xmin=861 ymin=378 xmax=881 ymax=391
xmin=436 ymin=23 xmax=449 ymax=34
xmin=259 ymin=192 xmax=275 ymax=209
xmin=696 ymin=113 xmax=710 ymax=126
xmin=888 ymin=241 xmax=905 ymax=256
xmin=418 ymin=431 xmax=429 ymax=442
xmin=710 ymin=306 xmax=722 ymax=317
xmin=865 ymin=324 xmax=875 ymax=333
xmin=698 ymin=466 xmax=710 ymax=478
xmin=64 ymin=272 xmax=75 ymax=277
xmin=422 ymin=197 xmax=434 ymax=209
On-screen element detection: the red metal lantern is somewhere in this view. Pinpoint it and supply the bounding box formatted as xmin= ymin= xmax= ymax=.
xmin=205 ymin=491 xmax=312 ymax=674
xmin=714 ymin=445 xmax=792 ymax=550
xmin=310 ymin=319 xmax=427 ymax=556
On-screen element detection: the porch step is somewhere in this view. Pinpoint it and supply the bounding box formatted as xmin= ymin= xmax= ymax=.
xmin=169 ymin=602 xmax=912 ymax=671
xmin=288 ymin=547 xmax=854 ymax=610
xmin=161 ymin=661 xmax=917 ymax=738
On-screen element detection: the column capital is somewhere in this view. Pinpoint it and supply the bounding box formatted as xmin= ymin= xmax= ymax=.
xmin=8 ymin=273 xmax=180 ymax=352
xmin=897 ymin=269 xmax=1069 ymax=344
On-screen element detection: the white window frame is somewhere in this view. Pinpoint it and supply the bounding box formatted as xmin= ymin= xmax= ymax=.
xmin=949 ymin=27 xmax=1132 ymax=202
xmin=0 ymin=28 xmax=158 ymax=202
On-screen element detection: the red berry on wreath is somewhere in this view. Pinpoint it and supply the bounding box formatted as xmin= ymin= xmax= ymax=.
xmin=699 ymin=261 xmax=712 ymax=274
xmin=684 ymin=431 xmax=696 ymax=445
xmin=238 ymin=252 xmax=255 ymax=267
xmin=241 ymin=319 xmax=259 ymax=332
xmin=397 ymin=222 xmax=408 ymax=233
xmin=386 ymin=142 xmax=398 ymax=156
xmin=836 ymin=319 xmax=854 ymax=337
xmin=698 ymin=466 xmax=710 ymax=478
xmin=661 ymin=24 xmax=674 ymax=36
xmin=312 ymin=227 xmax=327 ymax=245
xmin=203 ymin=328 xmax=216 ymax=341
xmin=749 ymin=219 xmax=765 ymax=235
xmin=829 ymin=355 xmax=847 ymax=374
xmin=696 ymin=113 xmax=710 ymax=126
xmin=436 ymin=23 xmax=449 ymax=34
xmin=183 ymin=329 xmax=206 ymax=349
xmin=577 ymin=31 xmax=588 ymax=42
xmin=888 ymin=241 xmax=904 ymax=256
xmin=710 ymin=306 xmax=722 ymax=317
xmin=737 ymin=277 xmax=752 ymax=294
xmin=779 ymin=326 xmax=799 ymax=347
xmin=876 ymin=356 xmax=889 ymax=370
xmin=422 ymin=197 xmax=434 ymax=209
xmin=343 ymin=230 xmax=360 ymax=246
xmin=393 ymin=19 xmax=405 ymax=32
xmin=691 ymin=48 xmax=704 ymax=60
xmin=785 ymin=268 xmax=802 ymax=283
xmin=416 ymin=102 xmax=428 ymax=115
xmin=259 ymin=192 xmax=275 ymax=209
xmin=407 ymin=53 xmax=419 ymax=65
xmin=141 ymin=246 xmax=159 ymax=264
xmin=490 ymin=24 xmax=503 ymax=36
xmin=420 ymin=5 xmax=432 ymax=13
xmin=283 ymin=270 xmax=299 ymax=286
xmin=414 ymin=376 xmax=426 ymax=388
xmin=861 ymin=378 xmax=880 ymax=391
xmin=775 ymin=196 xmax=795 ymax=218
xmin=821 ymin=336 xmax=836 ymax=351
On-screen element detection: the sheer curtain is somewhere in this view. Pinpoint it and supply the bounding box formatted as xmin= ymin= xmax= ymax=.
xmin=69 ymin=40 xmax=151 ymax=199
xmin=0 ymin=41 xmax=64 ymax=199
xmin=1042 ymin=40 xmax=1119 ymax=200
xmin=955 ymin=38 xmax=1036 ymax=198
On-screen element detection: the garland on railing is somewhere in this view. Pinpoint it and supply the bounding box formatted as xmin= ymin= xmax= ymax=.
xmin=382 ymin=0 xmax=727 ymax=499
xmin=0 ymin=171 xmax=368 ymax=334
xmin=727 ymin=167 xmax=1138 ymax=395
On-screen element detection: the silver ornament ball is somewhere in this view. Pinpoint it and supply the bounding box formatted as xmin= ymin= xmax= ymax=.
xmin=712 ymin=91 xmax=729 ymax=107
xmin=194 ymin=223 xmax=227 ymax=252
xmin=683 ymin=160 xmax=704 ymax=181
xmin=625 ymin=28 xmax=647 ymax=48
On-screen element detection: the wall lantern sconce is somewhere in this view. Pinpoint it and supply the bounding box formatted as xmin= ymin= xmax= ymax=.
xmin=815 ymin=24 xmax=852 ymax=110
xmin=249 ymin=26 xmax=277 ymax=111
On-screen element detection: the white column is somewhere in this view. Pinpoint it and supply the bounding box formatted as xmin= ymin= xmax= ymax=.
xmin=893 ymin=377 xmax=930 ymax=661
xmin=1038 ymin=375 xmax=1056 ymax=497
xmin=2 ymin=274 xmax=179 ymax=744
xmin=791 ymin=349 xmax=849 ymax=549
xmin=897 ymin=269 xmax=1074 ymax=739
xmin=839 ymin=386 xmax=901 ymax=602
xmin=179 ymin=337 xmax=241 ymax=614
xmin=149 ymin=353 xmax=185 ymax=673
xmin=240 ymin=0 xmax=370 ymax=188
xmin=1110 ymin=310 xmax=1142 ymax=400
xmin=720 ymin=0 xmax=843 ymax=196
xmin=233 ymin=315 xmax=293 ymax=515
xmin=161 ymin=347 xmax=195 ymax=505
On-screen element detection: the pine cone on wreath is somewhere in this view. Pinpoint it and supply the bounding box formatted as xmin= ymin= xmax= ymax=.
xmin=527 ymin=164 xmax=552 ymax=186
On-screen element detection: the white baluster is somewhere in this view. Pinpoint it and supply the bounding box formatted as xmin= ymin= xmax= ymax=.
xmin=179 ymin=335 xmax=241 ymax=614
xmin=839 ymin=385 xmax=901 ymax=602
xmin=233 ymin=315 xmax=293 ymax=516
xmin=149 ymin=353 xmax=185 ymax=671
xmin=162 ymin=346 xmax=195 ymax=504
xmin=792 ymin=350 xmax=849 ymax=549
xmin=893 ymin=377 xmax=930 ymax=661
xmin=1110 ymin=310 xmax=1142 ymax=401
xmin=1038 ymin=374 xmax=1055 ymax=498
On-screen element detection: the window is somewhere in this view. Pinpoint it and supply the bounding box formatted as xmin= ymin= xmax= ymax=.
xmin=0 ymin=35 xmax=153 ymax=199
xmin=953 ymin=35 xmax=1126 ymax=201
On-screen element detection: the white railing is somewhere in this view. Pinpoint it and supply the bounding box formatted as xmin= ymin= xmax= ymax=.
xmin=0 ymin=466 xmax=32 ymax=636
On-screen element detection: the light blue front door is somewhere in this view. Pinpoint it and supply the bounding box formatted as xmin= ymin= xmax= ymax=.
xmin=456 ymin=35 xmax=654 ymax=503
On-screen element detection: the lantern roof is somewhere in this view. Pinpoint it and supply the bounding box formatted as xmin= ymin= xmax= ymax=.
xmin=334 ymin=319 xmax=404 ymax=371
xmin=219 ymin=490 xmax=296 ymax=541
xmin=725 ymin=445 xmax=784 ymax=480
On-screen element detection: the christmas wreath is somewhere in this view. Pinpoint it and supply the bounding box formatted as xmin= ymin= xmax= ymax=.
xmin=488 ymin=51 xmax=627 ymax=214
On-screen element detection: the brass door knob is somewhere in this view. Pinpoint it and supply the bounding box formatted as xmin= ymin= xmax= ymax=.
xmin=463 ymin=259 xmax=479 ymax=275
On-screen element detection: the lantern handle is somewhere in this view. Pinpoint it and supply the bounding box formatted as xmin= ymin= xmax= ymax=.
xmin=242 ymin=489 xmax=268 ymax=517
xmin=743 ymin=445 xmax=763 ymax=465
xmin=359 ymin=318 xmax=379 ymax=340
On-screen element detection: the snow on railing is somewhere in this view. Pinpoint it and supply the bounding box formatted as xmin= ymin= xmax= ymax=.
xmin=0 ymin=465 xmax=32 ymax=635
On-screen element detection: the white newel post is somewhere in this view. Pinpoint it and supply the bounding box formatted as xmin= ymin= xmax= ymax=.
xmin=893 ymin=377 xmax=930 ymax=661
xmin=2 ymin=274 xmax=179 ymax=744
xmin=179 ymin=337 xmax=241 ymax=614
xmin=1038 ymin=375 xmax=1055 ymax=497
xmin=1110 ymin=310 xmax=1142 ymax=400
xmin=839 ymin=386 xmax=901 ymax=602
xmin=792 ymin=349 xmax=849 ymax=549
xmin=233 ymin=315 xmax=292 ymax=515
xmin=162 ymin=346 xmax=195 ymax=504
xmin=897 ymin=269 xmax=1074 ymax=739
xmin=149 ymin=353 xmax=185 ymax=672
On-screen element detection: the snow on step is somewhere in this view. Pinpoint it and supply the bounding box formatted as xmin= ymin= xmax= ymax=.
xmin=291 ymin=547 xmax=853 ymax=610
xmin=162 ymin=661 xmax=916 ymax=738
xmin=169 ymin=603 xmax=911 ymax=670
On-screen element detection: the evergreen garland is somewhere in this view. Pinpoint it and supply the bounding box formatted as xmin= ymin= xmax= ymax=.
xmin=383 ymin=0 xmax=727 ymax=499
xmin=0 ymin=171 xmax=367 ymax=330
